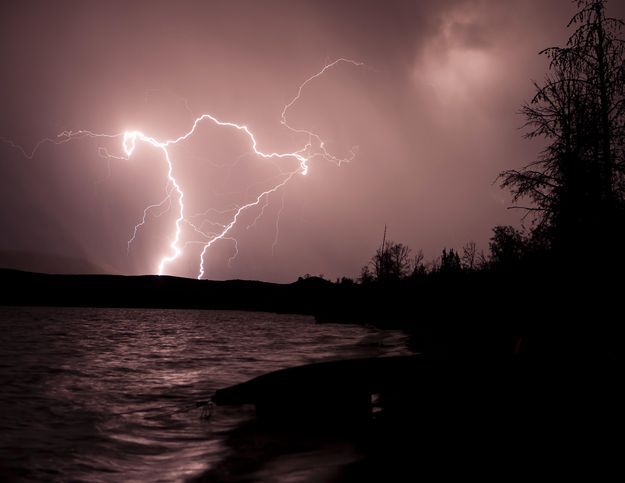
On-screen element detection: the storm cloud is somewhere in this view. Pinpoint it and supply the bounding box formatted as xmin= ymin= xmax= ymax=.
xmin=2 ymin=0 xmax=624 ymax=281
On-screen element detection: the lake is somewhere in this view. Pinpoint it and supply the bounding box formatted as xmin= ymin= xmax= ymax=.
xmin=0 ymin=306 xmax=412 ymax=482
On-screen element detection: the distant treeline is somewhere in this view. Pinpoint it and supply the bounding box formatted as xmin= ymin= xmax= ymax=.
xmin=353 ymin=224 xmax=536 ymax=286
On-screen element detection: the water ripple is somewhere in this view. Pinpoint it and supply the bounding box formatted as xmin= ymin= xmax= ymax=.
xmin=0 ymin=306 xmax=411 ymax=481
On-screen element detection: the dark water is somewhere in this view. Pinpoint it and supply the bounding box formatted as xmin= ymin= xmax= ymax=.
xmin=0 ymin=306 xmax=411 ymax=482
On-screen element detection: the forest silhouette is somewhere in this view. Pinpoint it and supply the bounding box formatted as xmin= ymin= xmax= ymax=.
xmin=342 ymin=0 xmax=625 ymax=361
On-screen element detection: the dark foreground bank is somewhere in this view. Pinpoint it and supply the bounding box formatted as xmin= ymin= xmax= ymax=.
xmin=196 ymin=352 xmax=620 ymax=482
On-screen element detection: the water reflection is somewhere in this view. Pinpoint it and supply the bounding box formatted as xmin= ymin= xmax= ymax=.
xmin=0 ymin=306 xmax=411 ymax=481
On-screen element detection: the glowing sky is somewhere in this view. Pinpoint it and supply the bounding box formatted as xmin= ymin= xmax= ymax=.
xmin=2 ymin=0 xmax=624 ymax=281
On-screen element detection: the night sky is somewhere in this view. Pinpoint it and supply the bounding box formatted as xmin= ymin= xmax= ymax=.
xmin=2 ymin=0 xmax=624 ymax=281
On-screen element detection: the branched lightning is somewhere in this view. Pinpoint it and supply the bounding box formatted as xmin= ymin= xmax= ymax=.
xmin=127 ymin=191 xmax=173 ymax=254
xmin=195 ymin=170 xmax=298 ymax=278
xmin=272 ymin=192 xmax=286 ymax=257
xmin=246 ymin=194 xmax=271 ymax=230
xmin=2 ymin=58 xmax=363 ymax=279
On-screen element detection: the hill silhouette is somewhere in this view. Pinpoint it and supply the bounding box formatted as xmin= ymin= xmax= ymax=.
xmin=0 ymin=250 xmax=114 ymax=275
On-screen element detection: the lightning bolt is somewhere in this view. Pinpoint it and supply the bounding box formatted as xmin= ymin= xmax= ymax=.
xmin=2 ymin=58 xmax=363 ymax=279
xmin=272 ymin=192 xmax=286 ymax=257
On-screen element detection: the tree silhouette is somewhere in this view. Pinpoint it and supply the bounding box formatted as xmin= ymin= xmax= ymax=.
xmin=500 ymin=0 xmax=625 ymax=263
xmin=461 ymin=241 xmax=478 ymax=271
xmin=372 ymin=240 xmax=412 ymax=282
xmin=411 ymin=249 xmax=427 ymax=277
xmin=488 ymin=225 xmax=528 ymax=270
xmin=360 ymin=226 xmax=413 ymax=283
xmin=439 ymin=248 xmax=461 ymax=274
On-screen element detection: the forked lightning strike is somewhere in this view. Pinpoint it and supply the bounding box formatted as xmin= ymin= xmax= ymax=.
xmin=2 ymin=58 xmax=363 ymax=278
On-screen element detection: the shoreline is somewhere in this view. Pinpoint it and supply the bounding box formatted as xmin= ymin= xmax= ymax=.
xmin=198 ymin=350 xmax=621 ymax=481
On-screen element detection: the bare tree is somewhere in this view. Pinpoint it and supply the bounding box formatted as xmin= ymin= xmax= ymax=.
xmin=461 ymin=241 xmax=477 ymax=271
xmin=411 ymin=249 xmax=427 ymax=277
xmin=364 ymin=226 xmax=413 ymax=282
xmin=372 ymin=240 xmax=412 ymax=281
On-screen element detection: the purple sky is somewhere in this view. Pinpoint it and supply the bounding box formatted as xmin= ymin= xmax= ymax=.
xmin=2 ymin=0 xmax=624 ymax=281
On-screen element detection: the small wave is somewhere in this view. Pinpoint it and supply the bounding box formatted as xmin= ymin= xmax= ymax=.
xmin=0 ymin=307 xmax=412 ymax=481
